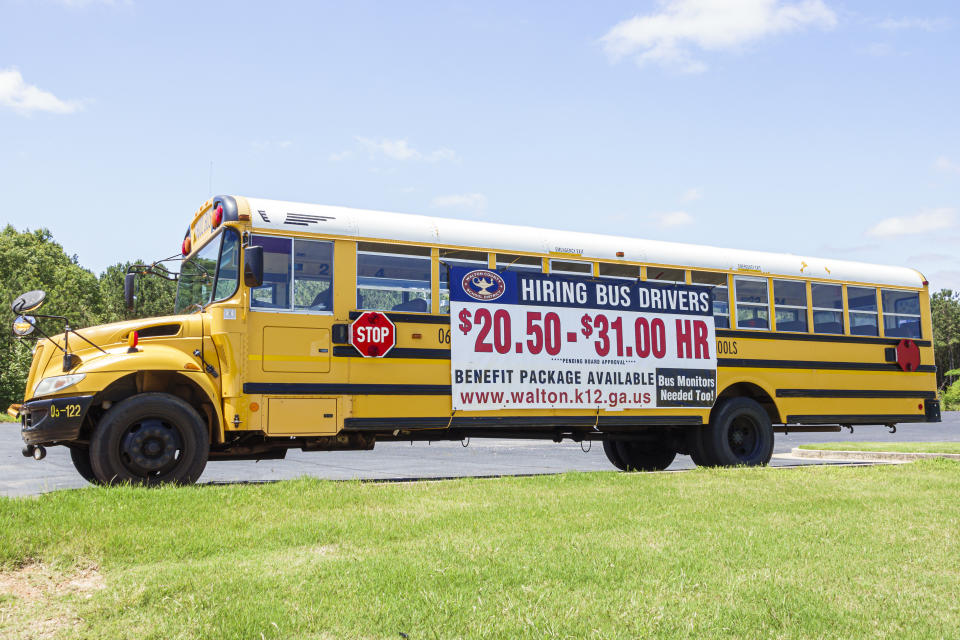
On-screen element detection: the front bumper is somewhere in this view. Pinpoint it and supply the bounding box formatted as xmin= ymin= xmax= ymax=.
xmin=19 ymin=395 xmax=94 ymax=446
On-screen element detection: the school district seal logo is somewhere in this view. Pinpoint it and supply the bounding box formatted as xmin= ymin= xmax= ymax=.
xmin=462 ymin=270 xmax=506 ymax=301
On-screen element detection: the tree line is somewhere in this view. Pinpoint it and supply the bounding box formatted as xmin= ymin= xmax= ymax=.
xmin=2 ymin=224 xmax=959 ymax=409
xmin=0 ymin=225 xmax=175 ymax=407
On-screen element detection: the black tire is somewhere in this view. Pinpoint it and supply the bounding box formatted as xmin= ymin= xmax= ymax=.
xmin=602 ymin=439 xmax=628 ymax=470
xmin=686 ymin=427 xmax=711 ymax=467
xmin=69 ymin=446 xmax=99 ymax=485
xmin=616 ymin=441 xmax=676 ymax=471
xmin=90 ymin=393 xmax=209 ymax=486
xmin=699 ymin=397 xmax=774 ymax=467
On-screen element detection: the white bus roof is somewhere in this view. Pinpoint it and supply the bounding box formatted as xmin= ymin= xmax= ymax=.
xmin=241 ymin=196 xmax=924 ymax=288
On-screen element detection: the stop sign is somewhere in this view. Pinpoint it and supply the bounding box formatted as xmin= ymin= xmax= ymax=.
xmin=349 ymin=311 xmax=397 ymax=357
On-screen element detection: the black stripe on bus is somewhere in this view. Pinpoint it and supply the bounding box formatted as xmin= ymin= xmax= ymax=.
xmin=332 ymin=346 xmax=451 ymax=359
xmin=329 ymin=348 xmax=935 ymax=373
xmin=343 ymin=415 xmax=703 ymax=431
xmin=348 ymin=311 xmax=450 ymax=325
xmin=776 ymin=389 xmax=937 ymax=399
xmin=786 ymin=414 xmax=929 ymax=425
xmin=243 ymin=383 xmax=451 ymax=395
xmin=716 ymin=329 xmax=931 ymax=347
xmin=718 ymin=358 xmax=936 ymax=373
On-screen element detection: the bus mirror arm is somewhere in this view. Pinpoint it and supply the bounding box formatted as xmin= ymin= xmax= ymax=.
xmin=244 ymin=246 xmax=264 ymax=288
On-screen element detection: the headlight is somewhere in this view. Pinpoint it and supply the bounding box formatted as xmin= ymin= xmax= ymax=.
xmin=33 ymin=374 xmax=86 ymax=397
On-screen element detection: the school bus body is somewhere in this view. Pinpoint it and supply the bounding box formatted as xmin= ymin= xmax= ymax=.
xmin=13 ymin=194 xmax=939 ymax=482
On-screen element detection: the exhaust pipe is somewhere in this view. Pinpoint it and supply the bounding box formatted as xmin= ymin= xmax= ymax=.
xmin=22 ymin=444 xmax=45 ymax=460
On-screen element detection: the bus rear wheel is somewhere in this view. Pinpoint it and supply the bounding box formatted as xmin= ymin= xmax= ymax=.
xmin=89 ymin=393 xmax=209 ymax=486
xmin=699 ymin=397 xmax=774 ymax=467
xmin=603 ymin=439 xmax=676 ymax=471
xmin=617 ymin=441 xmax=676 ymax=471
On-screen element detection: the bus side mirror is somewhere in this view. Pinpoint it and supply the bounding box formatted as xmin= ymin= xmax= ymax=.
xmin=244 ymin=246 xmax=264 ymax=288
xmin=124 ymin=273 xmax=136 ymax=310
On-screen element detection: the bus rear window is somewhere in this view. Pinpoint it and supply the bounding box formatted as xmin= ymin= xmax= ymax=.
xmin=882 ymin=290 xmax=921 ymax=338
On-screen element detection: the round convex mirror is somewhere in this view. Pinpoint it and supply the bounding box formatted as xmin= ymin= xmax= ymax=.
xmin=12 ymin=315 xmax=36 ymax=336
xmin=11 ymin=290 xmax=45 ymax=313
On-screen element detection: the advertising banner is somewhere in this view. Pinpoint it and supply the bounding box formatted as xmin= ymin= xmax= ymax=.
xmin=449 ymin=266 xmax=717 ymax=411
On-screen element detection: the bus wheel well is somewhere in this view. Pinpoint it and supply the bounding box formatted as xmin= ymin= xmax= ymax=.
xmin=714 ymin=382 xmax=780 ymax=424
xmin=84 ymin=372 xmax=219 ymax=443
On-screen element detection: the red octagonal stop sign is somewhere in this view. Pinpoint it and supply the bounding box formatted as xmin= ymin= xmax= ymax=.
xmin=349 ymin=311 xmax=396 ymax=358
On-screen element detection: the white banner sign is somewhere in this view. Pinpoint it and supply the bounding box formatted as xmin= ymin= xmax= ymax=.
xmin=449 ymin=267 xmax=717 ymax=411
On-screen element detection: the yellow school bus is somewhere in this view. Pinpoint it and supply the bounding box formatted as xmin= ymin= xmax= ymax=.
xmin=8 ymin=195 xmax=939 ymax=485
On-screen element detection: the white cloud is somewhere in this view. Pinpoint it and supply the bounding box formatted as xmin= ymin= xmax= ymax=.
xmin=654 ymin=211 xmax=694 ymax=227
xmin=0 ymin=68 xmax=81 ymax=115
xmin=866 ymin=208 xmax=955 ymax=237
xmin=431 ymin=193 xmax=487 ymax=213
xmin=934 ymin=155 xmax=960 ymax=176
xmin=328 ymin=150 xmax=352 ymax=162
xmin=601 ymin=0 xmax=837 ymax=73
xmin=680 ymin=187 xmax=702 ymax=202
xmin=877 ymin=17 xmax=949 ymax=32
xmin=356 ymin=137 xmax=457 ymax=163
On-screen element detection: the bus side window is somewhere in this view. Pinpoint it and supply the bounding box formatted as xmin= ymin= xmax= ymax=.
xmin=598 ymin=263 xmax=640 ymax=280
xmin=882 ymin=289 xmax=922 ymax=338
xmin=848 ymin=286 xmax=879 ymax=336
xmin=293 ymin=239 xmax=334 ymax=312
xmin=250 ymin=235 xmax=292 ymax=309
xmin=733 ymin=277 xmax=769 ymax=329
xmin=550 ymin=259 xmax=592 ymax=275
xmin=357 ymin=242 xmax=431 ymax=312
xmin=496 ymin=254 xmax=541 ymax=272
xmin=811 ymin=283 xmax=843 ymax=334
xmin=439 ymin=249 xmax=488 ymax=314
xmin=646 ymin=267 xmax=685 ymax=283
xmin=773 ymin=279 xmax=808 ymax=333
xmin=692 ymin=271 xmax=729 ymax=329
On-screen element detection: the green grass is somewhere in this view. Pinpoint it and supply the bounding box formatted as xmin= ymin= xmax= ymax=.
xmin=0 ymin=413 xmax=16 ymax=423
xmin=2 ymin=461 xmax=960 ymax=639
xmin=798 ymin=441 xmax=960 ymax=454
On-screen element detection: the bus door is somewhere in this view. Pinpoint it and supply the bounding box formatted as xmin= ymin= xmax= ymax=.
xmin=246 ymin=235 xmax=337 ymax=436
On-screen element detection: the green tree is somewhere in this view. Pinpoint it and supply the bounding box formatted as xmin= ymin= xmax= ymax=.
xmin=98 ymin=261 xmax=178 ymax=324
xmin=931 ymin=290 xmax=960 ymax=388
xmin=0 ymin=226 xmax=103 ymax=407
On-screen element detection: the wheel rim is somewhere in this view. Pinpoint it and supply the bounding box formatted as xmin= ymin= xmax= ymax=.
xmin=727 ymin=415 xmax=762 ymax=461
xmin=120 ymin=418 xmax=183 ymax=476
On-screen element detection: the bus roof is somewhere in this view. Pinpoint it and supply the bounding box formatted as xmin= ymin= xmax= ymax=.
xmin=239 ymin=196 xmax=924 ymax=288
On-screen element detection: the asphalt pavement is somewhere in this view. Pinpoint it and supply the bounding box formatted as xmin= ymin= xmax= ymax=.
xmin=2 ymin=413 xmax=957 ymax=496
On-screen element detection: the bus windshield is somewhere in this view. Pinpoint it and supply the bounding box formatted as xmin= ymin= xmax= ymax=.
xmin=174 ymin=229 xmax=240 ymax=313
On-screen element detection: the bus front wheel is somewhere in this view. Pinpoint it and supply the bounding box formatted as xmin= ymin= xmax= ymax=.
xmin=68 ymin=446 xmax=99 ymax=485
xmin=89 ymin=393 xmax=209 ymax=486
xmin=699 ymin=397 xmax=774 ymax=467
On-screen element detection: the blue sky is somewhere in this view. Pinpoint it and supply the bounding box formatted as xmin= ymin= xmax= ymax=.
xmin=2 ymin=0 xmax=959 ymax=290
